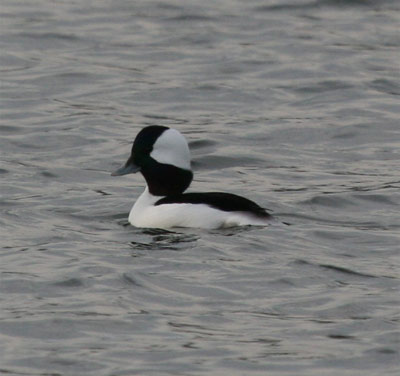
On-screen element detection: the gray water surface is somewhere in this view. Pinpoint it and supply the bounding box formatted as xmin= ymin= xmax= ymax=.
xmin=1 ymin=1 xmax=399 ymax=375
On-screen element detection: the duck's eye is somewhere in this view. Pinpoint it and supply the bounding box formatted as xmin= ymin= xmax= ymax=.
xmin=135 ymin=145 xmax=151 ymax=153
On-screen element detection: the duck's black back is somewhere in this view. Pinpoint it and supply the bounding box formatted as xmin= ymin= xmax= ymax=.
xmin=155 ymin=192 xmax=270 ymax=218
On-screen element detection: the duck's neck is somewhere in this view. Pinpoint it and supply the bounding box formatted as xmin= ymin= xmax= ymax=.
xmin=140 ymin=161 xmax=193 ymax=197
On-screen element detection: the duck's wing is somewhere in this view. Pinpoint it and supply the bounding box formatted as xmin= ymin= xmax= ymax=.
xmin=155 ymin=192 xmax=271 ymax=218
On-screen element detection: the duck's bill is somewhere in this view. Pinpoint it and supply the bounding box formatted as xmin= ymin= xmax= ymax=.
xmin=111 ymin=162 xmax=140 ymax=176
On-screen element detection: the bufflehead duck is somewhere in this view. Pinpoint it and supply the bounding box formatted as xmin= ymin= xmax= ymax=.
xmin=112 ymin=126 xmax=272 ymax=229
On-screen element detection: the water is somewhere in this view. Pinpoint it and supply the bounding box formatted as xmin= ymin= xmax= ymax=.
xmin=1 ymin=0 xmax=399 ymax=375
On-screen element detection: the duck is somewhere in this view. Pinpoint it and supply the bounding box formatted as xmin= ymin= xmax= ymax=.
xmin=111 ymin=125 xmax=272 ymax=229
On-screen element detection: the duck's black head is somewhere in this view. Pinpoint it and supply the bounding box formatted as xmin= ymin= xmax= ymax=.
xmin=112 ymin=125 xmax=193 ymax=196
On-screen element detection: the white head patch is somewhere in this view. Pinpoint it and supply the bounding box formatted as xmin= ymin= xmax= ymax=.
xmin=150 ymin=128 xmax=191 ymax=170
